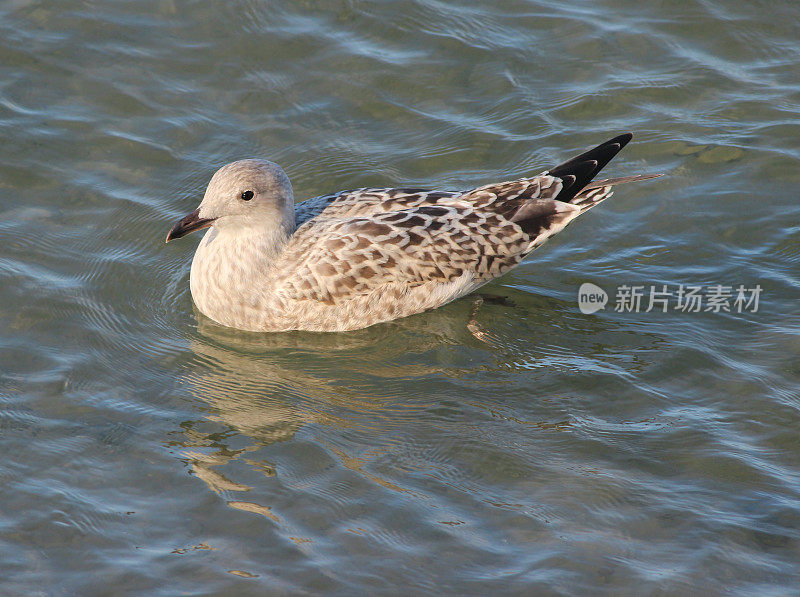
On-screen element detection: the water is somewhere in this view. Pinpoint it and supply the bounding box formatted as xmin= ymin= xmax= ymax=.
xmin=1 ymin=0 xmax=799 ymax=594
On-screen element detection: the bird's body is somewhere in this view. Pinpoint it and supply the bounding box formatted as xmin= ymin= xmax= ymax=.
xmin=167 ymin=133 xmax=659 ymax=332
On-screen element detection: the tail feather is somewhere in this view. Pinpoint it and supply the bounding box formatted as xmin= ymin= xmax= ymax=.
xmin=580 ymin=173 xmax=664 ymax=192
xmin=571 ymin=173 xmax=664 ymax=211
xmin=571 ymin=186 xmax=614 ymax=211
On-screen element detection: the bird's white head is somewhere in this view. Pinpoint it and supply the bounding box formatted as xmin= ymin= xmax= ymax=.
xmin=166 ymin=159 xmax=294 ymax=242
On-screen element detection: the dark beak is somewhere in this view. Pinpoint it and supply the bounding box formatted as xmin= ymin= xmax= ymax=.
xmin=165 ymin=208 xmax=215 ymax=243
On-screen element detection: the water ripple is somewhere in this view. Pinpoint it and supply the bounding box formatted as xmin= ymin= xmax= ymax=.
xmin=2 ymin=0 xmax=800 ymax=593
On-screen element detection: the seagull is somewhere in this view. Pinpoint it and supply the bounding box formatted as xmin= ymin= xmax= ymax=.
xmin=166 ymin=133 xmax=659 ymax=332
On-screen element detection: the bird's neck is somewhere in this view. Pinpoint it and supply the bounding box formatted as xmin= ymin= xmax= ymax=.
xmin=189 ymin=224 xmax=292 ymax=328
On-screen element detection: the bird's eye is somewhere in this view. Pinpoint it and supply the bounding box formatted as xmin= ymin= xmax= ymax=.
xmin=241 ymin=190 xmax=254 ymax=201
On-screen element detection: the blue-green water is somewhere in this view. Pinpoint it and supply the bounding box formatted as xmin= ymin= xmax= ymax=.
xmin=1 ymin=1 xmax=799 ymax=594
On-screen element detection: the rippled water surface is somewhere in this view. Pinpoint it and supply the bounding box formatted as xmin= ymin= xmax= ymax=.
xmin=2 ymin=1 xmax=800 ymax=594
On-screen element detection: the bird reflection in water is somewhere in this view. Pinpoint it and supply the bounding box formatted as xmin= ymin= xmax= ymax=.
xmin=171 ymin=301 xmax=491 ymax=515
xmin=170 ymin=291 xmax=640 ymax=523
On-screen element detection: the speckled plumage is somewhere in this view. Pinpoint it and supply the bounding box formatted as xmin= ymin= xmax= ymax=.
xmin=167 ymin=133 xmax=659 ymax=332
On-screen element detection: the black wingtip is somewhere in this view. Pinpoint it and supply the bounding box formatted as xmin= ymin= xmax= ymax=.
xmin=547 ymin=133 xmax=635 ymax=203
xmin=613 ymin=132 xmax=634 ymax=146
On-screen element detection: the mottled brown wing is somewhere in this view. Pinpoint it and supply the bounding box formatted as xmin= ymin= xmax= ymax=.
xmin=276 ymin=203 xmax=534 ymax=305
xmin=294 ymin=166 xmax=585 ymax=228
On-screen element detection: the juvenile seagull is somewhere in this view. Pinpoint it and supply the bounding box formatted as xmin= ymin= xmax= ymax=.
xmin=166 ymin=133 xmax=659 ymax=332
